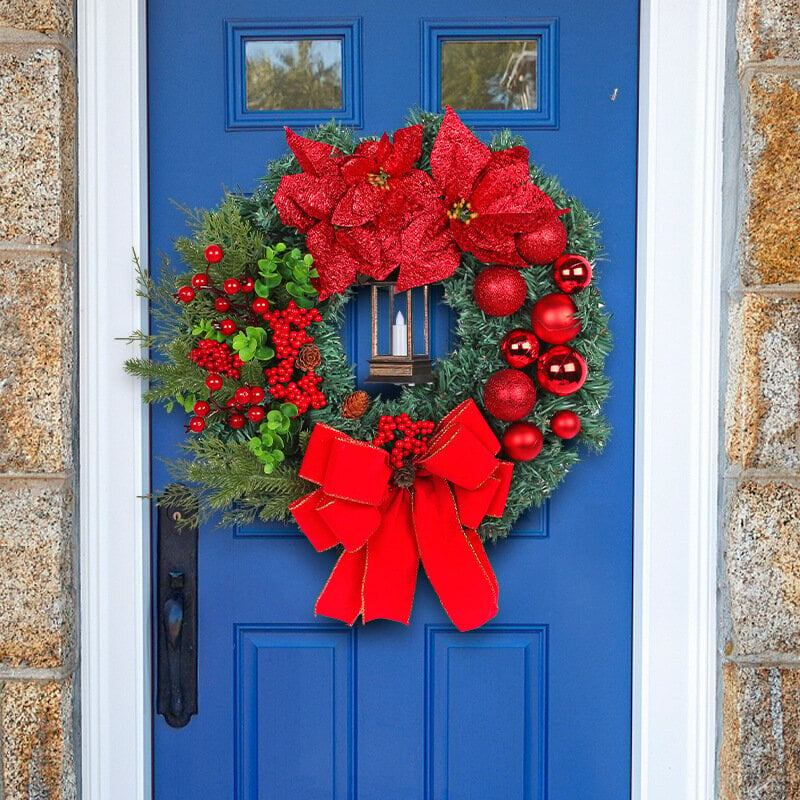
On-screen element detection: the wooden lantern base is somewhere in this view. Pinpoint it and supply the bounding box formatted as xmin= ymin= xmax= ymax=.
xmin=366 ymin=355 xmax=434 ymax=384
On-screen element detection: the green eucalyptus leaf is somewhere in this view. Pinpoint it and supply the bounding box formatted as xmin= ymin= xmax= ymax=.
xmin=255 ymin=346 xmax=275 ymax=360
xmin=281 ymin=403 xmax=298 ymax=417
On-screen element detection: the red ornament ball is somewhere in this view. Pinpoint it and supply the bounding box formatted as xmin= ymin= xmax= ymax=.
xmin=234 ymin=387 xmax=251 ymax=405
xmin=229 ymin=413 xmax=246 ymax=429
xmin=483 ymin=369 xmax=537 ymax=421
xmin=223 ymin=278 xmax=241 ymax=295
xmin=214 ymin=297 xmax=231 ymax=312
xmin=241 ymin=277 xmax=255 ymax=293
xmin=205 ymin=373 xmax=223 ymax=392
xmin=249 ymin=386 xmax=265 ymax=404
xmin=177 ymin=286 xmax=195 ymax=303
xmin=551 ymin=410 xmax=581 ymax=438
xmin=220 ymin=318 xmax=237 ymax=336
xmin=247 ymin=406 xmax=265 ymax=423
xmin=252 ymin=297 xmax=269 ymax=314
xmin=537 ymin=346 xmax=588 ymax=396
xmin=531 ymin=293 xmax=582 ymax=344
xmin=553 ymin=254 xmax=592 ymax=293
xmin=516 ymin=217 xmax=567 ymax=265
xmin=473 ymin=266 xmax=527 ymax=317
xmin=500 ymin=329 xmax=539 ymax=368
xmin=204 ymin=244 xmax=223 ymax=263
xmin=193 ymin=400 xmax=210 ymax=417
xmin=191 ymin=272 xmax=209 ymax=288
xmin=502 ymin=422 xmax=544 ymax=461
xmin=188 ymin=416 xmax=206 ymax=433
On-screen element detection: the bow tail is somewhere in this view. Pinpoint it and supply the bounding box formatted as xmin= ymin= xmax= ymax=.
xmin=413 ymin=476 xmax=499 ymax=631
xmin=315 ymin=548 xmax=367 ymax=625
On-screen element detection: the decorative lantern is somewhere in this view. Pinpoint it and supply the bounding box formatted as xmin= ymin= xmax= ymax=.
xmin=365 ymin=279 xmax=433 ymax=384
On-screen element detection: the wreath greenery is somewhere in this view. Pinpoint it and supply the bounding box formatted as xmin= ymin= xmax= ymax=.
xmin=126 ymin=109 xmax=611 ymax=544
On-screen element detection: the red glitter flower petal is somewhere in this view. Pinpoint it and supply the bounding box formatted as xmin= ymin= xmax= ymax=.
xmin=285 ymin=127 xmax=342 ymax=175
xmin=382 ymin=124 xmax=423 ymax=176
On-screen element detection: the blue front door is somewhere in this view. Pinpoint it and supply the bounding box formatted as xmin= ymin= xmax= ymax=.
xmin=149 ymin=1 xmax=638 ymax=797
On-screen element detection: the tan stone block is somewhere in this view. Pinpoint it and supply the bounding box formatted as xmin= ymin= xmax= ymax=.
xmin=741 ymin=75 xmax=800 ymax=285
xmin=0 ymin=480 xmax=73 ymax=668
xmin=0 ymin=254 xmax=73 ymax=472
xmin=738 ymin=0 xmax=800 ymax=64
xmin=726 ymin=294 xmax=800 ymax=469
xmin=720 ymin=664 xmax=800 ymax=800
xmin=0 ymin=46 xmax=75 ymax=246
xmin=2 ymin=679 xmax=76 ymax=800
xmin=726 ymin=482 xmax=800 ymax=655
xmin=0 ymin=0 xmax=73 ymax=36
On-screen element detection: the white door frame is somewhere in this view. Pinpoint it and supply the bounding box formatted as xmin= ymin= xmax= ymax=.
xmin=78 ymin=1 xmax=725 ymax=797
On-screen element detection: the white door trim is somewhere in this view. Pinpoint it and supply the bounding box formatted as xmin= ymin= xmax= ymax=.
xmin=78 ymin=1 xmax=725 ymax=797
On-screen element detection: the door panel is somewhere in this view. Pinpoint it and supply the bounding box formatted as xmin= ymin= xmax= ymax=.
xmin=149 ymin=0 xmax=638 ymax=796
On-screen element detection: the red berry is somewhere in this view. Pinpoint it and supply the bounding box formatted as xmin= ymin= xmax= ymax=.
xmin=193 ymin=400 xmax=210 ymax=417
xmin=205 ymin=373 xmax=223 ymax=392
xmin=249 ymin=386 xmax=265 ymax=404
xmin=234 ymin=387 xmax=251 ymax=405
xmin=241 ymin=277 xmax=254 ymax=293
xmin=191 ymin=273 xmax=209 ymax=288
xmin=229 ymin=413 xmax=246 ymax=429
xmin=188 ymin=416 xmax=205 ymax=433
xmin=247 ymin=406 xmax=264 ymax=423
xmin=220 ymin=319 xmax=237 ymax=336
xmin=214 ymin=297 xmax=231 ymax=312
xmin=177 ymin=286 xmax=195 ymax=303
xmin=252 ymin=297 xmax=269 ymax=314
xmin=204 ymin=244 xmax=223 ymax=263
xmin=223 ymin=279 xmax=241 ymax=295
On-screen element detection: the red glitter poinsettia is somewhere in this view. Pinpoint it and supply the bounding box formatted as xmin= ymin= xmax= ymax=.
xmin=429 ymin=106 xmax=561 ymax=267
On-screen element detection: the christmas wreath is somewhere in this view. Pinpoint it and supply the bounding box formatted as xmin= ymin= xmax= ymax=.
xmin=127 ymin=108 xmax=611 ymax=631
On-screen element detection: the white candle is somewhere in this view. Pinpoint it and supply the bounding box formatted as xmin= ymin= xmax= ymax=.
xmin=392 ymin=310 xmax=408 ymax=356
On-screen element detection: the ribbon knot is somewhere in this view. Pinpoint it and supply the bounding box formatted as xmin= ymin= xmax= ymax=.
xmin=289 ymin=399 xmax=513 ymax=631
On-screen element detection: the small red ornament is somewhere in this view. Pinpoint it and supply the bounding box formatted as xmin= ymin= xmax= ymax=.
xmin=193 ymin=400 xmax=210 ymax=417
xmin=483 ymin=369 xmax=537 ymax=421
xmin=205 ymin=373 xmax=223 ymax=392
xmin=177 ymin=286 xmax=195 ymax=303
xmin=252 ymin=297 xmax=269 ymax=314
xmin=473 ymin=266 xmax=527 ymax=317
xmin=531 ymin=293 xmax=582 ymax=344
xmin=191 ymin=273 xmax=209 ymax=288
xmin=551 ymin=410 xmax=581 ymax=438
xmin=188 ymin=416 xmax=206 ymax=433
xmin=234 ymin=387 xmax=251 ymax=405
xmin=241 ymin=277 xmax=255 ymax=293
xmin=553 ymin=254 xmax=592 ymax=293
xmin=214 ymin=297 xmax=231 ymax=312
xmin=247 ymin=406 xmax=265 ymax=423
xmin=223 ymin=279 xmax=241 ymax=295
xmin=516 ymin=218 xmax=567 ymax=265
xmin=537 ymin=346 xmax=588 ymax=396
xmin=204 ymin=244 xmax=223 ymax=263
xmin=220 ymin=319 xmax=237 ymax=336
xmin=229 ymin=413 xmax=246 ymax=429
xmin=499 ymin=329 xmax=539 ymax=368
xmin=502 ymin=422 xmax=544 ymax=461
xmin=249 ymin=386 xmax=265 ymax=404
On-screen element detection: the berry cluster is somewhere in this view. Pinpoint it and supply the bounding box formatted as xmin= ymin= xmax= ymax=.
xmin=373 ymin=414 xmax=436 ymax=469
xmin=262 ymin=302 xmax=326 ymax=414
xmin=187 ymin=385 xmax=266 ymax=433
xmin=188 ymin=339 xmax=243 ymax=379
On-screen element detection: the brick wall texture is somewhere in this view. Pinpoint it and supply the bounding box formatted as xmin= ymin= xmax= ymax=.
xmin=721 ymin=1 xmax=800 ymax=798
xmin=0 ymin=2 xmax=77 ymax=798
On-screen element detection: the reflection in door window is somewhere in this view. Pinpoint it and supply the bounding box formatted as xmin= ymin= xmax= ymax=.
xmin=441 ymin=40 xmax=538 ymax=111
xmin=245 ymin=39 xmax=343 ymax=111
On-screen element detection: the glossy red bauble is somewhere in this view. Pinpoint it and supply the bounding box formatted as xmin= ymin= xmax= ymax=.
xmin=473 ymin=266 xmax=527 ymax=317
xmin=204 ymin=244 xmax=223 ymax=263
xmin=537 ymin=346 xmax=588 ymax=396
xmin=551 ymin=410 xmax=581 ymax=438
xmin=502 ymin=422 xmax=544 ymax=461
xmin=249 ymin=386 xmax=265 ymax=404
xmin=205 ymin=373 xmax=223 ymax=392
xmin=483 ymin=369 xmax=537 ymax=421
xmin=531 ymin=293 xmax=582 ymax=344
xmin=188 ymin=416 xmax=206 ymax=433
xmin=193 ymin=400 xmax=210 ymax=417
xmin=191 ymin=272 xmax=209 ymax=288
xmin=177 ymin=286 xmax=195 ymax=303
xmin=499 ymin=329 xmax=539 ymax=368
xmin=229 ymin=413 xmax=246 ymax=429
xmin=247 ymin=406 xmax=265 ymax=423
xmin=553 ymin=254 xmax=592 ymax=293
xmin=241 ymin=277 xmax=255 ymax=293
xmin=516 ymin=218 xmax=567 ymax=265
xmin=234 ymin=387 xmax=251 ymax=405
xmin=252 ymin=297 xmax=269 ymax=314
xmin=214 ymin=297 xmax=231 ymax=312
xmin=223 ymin=278 xmax=241 ymax=295
xmin=220 ymin=318 xmax=237 ymax=336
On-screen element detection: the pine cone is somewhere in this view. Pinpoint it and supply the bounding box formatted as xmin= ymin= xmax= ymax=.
xmin=342 ymin=390 xmax=369 ymax=419
xmin=392 ymin=463 xmax=416 ymax=489
xmin=295 ymin=343 xmax=321 ymax=371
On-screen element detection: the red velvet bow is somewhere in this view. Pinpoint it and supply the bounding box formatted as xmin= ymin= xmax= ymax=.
xmin=289 ymin=400 xmax=513 ymax=631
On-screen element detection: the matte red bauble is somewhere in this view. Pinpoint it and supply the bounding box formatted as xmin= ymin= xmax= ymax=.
xmin=473 ymin=266 xmax=527 ymax=317
xmin=551 ymin=410 xmax=582 ymax=438
xmin=500 ymin=329 xmax=539 ymax=368
xmin=531 ymin=293 xmax=582 ymax=344
xmin=483 ymin=369 xmax=537 ymax=421
xmin=516 ymin=218 xmax=567 ymax=265
xmin=553 ymin=254 xmax=592 ymax=293
xmin=537 ymin=346 xmax=588 ymax=396
xmin=502 ymin=422 xmax=544 ymax=461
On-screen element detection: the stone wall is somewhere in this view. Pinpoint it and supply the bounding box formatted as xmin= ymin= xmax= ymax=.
xmin=721 ymin=0 xmax=800 ymax=797
xmin=0 ymin=3 xmax=77 ymax=799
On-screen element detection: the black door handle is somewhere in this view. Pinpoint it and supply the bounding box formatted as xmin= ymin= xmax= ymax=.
xmin=163 ymin=572 xmax=185 ymax=718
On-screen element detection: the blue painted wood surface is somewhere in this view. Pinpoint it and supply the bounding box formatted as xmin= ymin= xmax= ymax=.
xmin=149 ymin=0 xmax=638 ymax=796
